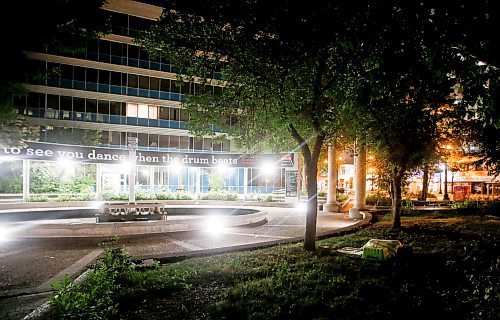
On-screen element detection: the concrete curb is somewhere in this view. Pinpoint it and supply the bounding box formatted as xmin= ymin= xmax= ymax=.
xmin=8 ymin=207 xmax=268 ymax=238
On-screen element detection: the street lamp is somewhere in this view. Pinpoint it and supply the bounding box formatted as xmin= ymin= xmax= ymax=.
xmin=443 ymin=162 xmax=449 ymax=200
xmin=438 ymin=169 xmax=442 ymax=194
xmin=443 ymin=145 xmax=452 ymax=201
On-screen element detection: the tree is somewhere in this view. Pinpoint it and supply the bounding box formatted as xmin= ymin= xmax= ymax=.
xmin=140 ymin=0 xmax=365 ymax=250
xmin=348 ymin=1 xmax=463 ymax=228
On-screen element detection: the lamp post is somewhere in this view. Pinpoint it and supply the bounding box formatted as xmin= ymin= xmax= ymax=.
xmin=442 ymin=144 xmax=452 ymax=201
xmin=443 ymin=161 xmax=449 ymax=200
xmin=127 ymin=137 xmax=138 ymax=203
xmin=438 ymin=170 xmax=442 ymax=194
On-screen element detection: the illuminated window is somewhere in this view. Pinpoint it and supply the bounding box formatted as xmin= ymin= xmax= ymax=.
xmin=126 ymin=103 xmax=138 ymax=117
xmin=137 ymin=104 xmax=149 ymax=118
xmin=126 ymin=103 xmax=158 ymax=119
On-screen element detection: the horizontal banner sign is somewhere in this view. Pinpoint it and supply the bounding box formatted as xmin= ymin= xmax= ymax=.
xmin=0 ymin=142 xmax=295 ymax=168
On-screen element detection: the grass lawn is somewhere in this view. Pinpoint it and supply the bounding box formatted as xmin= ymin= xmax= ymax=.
xmin=46 ymin=212 xmax=499 ymax=320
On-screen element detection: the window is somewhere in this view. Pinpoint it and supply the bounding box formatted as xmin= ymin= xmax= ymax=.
xmin=98 ymin=100 xmax=109 ymax=114
xmin=160 ymin=79 xmax=170 ymax=92
xmin=203 ymin=138 xmax=212 ymax=150
xmin=60 ymin=96 xmax=72 ymax=111
xmin=170 ymin=136 xmax=179 ymax=148
xmin=139 ymin=75 xmax=149 ymax=90
xmin=60 ymin=65 xmax=73 ymax=80
xmin=98 ymin=70 xmax=110 ymax=84
xmin=149 ymin=134 xmax=158 ymax=147
xmin=73 ymin=97 xmax=85 ymax=112
xmin=101 ymin=131 xmax=110 ymax=145
xmin=86 ymin=68 xmax=98 ymax=83
xmin=193 ymin=138 xmax=203 ymax=150
xmin=138 ymin=133 xmax=148 ymax=147
xmin=128 ymin=45 xmax=139 ymax=60
xmin=148 ymin=105 xmax=158 ymax=119
xmin=170 ymin=108 xmax=179 ymax=120
xmin=110 ymin=101 xmax=121 ymax=115
xmin=179 ymin=136 xmax=189 ymax=150
xmin=99 ymin=40 xmax=110 ymax=62
xmin=213 ymin=142 xmax=222 ymax=151
xmin=86 ymin=99 xmax=97 ymax=113
xmin=111 ymin=41 xmax=123 ymax=57
xmin=28 ymin=93 xmax=44 ymax=108
xmin=126 ymin=103 xmax=158 ymax=119
xmin=150 ymin=77 xmax=159 ymax=91
xmin=110 ymin=72 xmax=121 ymax=86
xmin=159 ymin=135 xmax=169 ymax=148
xmin=127 ymin=74 xmax=138 ymax=88
xmin=126 ymin=103 xmax=138 ymax=117
xmin=110 ymin=131 xmax=121 ymax=145
xmin=47 ymin=94 xmax=59 ymax=110
xmin=159 ymin=107 xmax=169 ymax=120
xmin=74 ymin=66 xmax=85 ymax=82
xmin=137 ymin=104 xmax=149 ymax=118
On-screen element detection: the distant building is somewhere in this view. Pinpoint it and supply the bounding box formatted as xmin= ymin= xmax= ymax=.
xmin=7 ymin=0 xmax=296 ymax=197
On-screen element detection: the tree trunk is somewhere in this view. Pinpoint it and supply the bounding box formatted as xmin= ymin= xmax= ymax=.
xmin=303 ymin=154 xmax=319 ymax=251
xmin=287 ymin=124 xmax=323 ymax=251
xmin=392 ymin=168 xmax=404 ymax=229
xmin=420 ymin=165 xmax=429 ymax=201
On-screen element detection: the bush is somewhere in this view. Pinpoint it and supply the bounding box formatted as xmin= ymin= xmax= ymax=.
xmin=46 ymin=245 xmax=133 ymax=319
xmin=155 ymin=192 xmax=176 ymax=200
xmin=200 ymin=191 xmax=238 ymax=201
xmin=451 ymin=199 xmax=500 ymax=216
xmin=102 ymin=192 xmax=129 ymax=201
xmin=135 ymin=192 xmax=153 ymax=201
xmin=29 ymin=196 xmax=49 ymax=202
xmin=365 ymin=194 xmax=392 ymax=206
xmin=174 ymin=192 xmax=193 ymax=200
xmin=336 ymin=193 xmax=347 ymax=202
xmin=256 ymin=195 xmax=273 ymax=202
xmin=56 ymin=194 xmax=95 ymax=202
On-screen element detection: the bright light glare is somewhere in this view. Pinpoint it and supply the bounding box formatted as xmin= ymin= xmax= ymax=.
xmin=296 ymin=202 xmax=307 ymax=211
xmin=58 ymin=157 xmax=75 ymax=169
xmin=0 ymin=225 xmax=12 ymax=242
xmin=260 ymin=161 xmax=276 ymax=176
xmin=216 ymin=164 xmax=229 ymax=175
xmin=170 ymin=161 xmax=184 ymax=172
xmin=121 ymin=161 xmax=134 ymax=171
xmin=204 ymin=215 xmax=226 ymax=234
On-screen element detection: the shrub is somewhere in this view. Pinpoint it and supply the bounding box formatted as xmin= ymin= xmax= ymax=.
xmin=365 ymin=194 xmax=392 ymax=206
xmin=47 ymin=245 xmax=134 ymax=319
xmin=336 ymin=194 xmax=347 ymax=202
xmin=175 ymin=192 xmax=193 ymax=200
xmin=135 ymin=192 xmax=152 ymax=201
xmin=102 ymin=192 xmax=129 ymax=201
xmin=155 ymin=192 xmax=176 ymax=200
xmin=56 ymin=194 xmax=95 ymax=202
xmin=200 ymin=191 xmax=238 ymax=201
xmin=29 ymin=196 xmax=49 ymax=202
xmin=256 ymin=195 xmax=273 ymax=202
xmin=451 ymin=199 xmax=500 ymax=216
